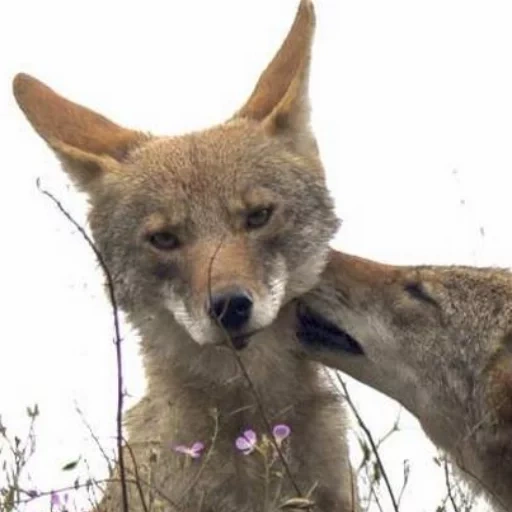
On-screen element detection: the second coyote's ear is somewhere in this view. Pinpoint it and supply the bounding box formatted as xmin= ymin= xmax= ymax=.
xmin=234 ymin=0 xmax=317 ymax=153
xmin=12 ymin=73 xmax=145 ymax=192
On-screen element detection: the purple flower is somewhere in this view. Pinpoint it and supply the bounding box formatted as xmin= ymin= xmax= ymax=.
xmin=173 ymin=441 xmax=205 ymax=459
xmin=272 ymin=424 xmax=291 ymax=446
xmin=235 ymin=429 xmax=257 ymax=455
xmin=50 ymin=491 xmax=69 ymax=509
xmin=50 ymin=491 xmax=61 ymax=507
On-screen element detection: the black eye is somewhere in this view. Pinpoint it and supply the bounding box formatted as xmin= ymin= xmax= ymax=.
xmin=246 ymin=207 xmax=273 ymax=230
xmin=148 ymin=232 xmax=180 ymax=251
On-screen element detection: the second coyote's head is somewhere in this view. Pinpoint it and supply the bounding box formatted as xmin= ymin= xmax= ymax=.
xmin=13 ymin=0 xmax=338 ymax=347
xmin=298 ymin=252 xmax=512 ymax=436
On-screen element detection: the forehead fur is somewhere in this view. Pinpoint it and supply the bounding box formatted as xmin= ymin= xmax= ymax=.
xmin=116 ymin=120 xmax=324 ymax=193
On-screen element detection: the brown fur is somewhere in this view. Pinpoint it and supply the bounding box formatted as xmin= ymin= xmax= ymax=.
xmin=13 ymin=1 xmax=357 ymax=511
xmin=298 ymin=250 xmax=512 ymax=510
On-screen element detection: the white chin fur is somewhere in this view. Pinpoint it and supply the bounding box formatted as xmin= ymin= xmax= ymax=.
xmin=250 ymin=255 xmax=288 ymax=328
xmin=164 ymin=287 xmax=217 ymax=346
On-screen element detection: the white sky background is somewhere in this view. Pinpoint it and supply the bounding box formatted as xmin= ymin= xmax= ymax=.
xmin=1 ymin=0 xmax=512 ymax=510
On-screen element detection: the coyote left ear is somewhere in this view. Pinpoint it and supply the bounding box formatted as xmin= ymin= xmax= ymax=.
xmin=234 ymin=0 xmax=317 ymax=153
xmin=12 ymin=73 xmax=145 ymax=192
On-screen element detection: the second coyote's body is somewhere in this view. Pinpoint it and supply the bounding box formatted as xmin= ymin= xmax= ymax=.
xmin=298 ymin=250 xmax=512 ymax=511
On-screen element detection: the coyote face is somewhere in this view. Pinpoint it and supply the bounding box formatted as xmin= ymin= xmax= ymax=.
xmin=89 ymin=125 xmax=338 ymax=347
xmin=13 ymin=0 xmax=338 ymax=348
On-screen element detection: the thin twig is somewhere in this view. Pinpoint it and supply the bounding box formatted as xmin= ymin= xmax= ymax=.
xmin=396 ymin=459 xmax=410 ymax=509
xmin=363 ymin=464 xmax=384 ymax=512
xmin=123 ymin=438 xmax=150 ymax=512
xmin=334 ymin=372 xmax=399 ymax=512
xmin=38 ymin=181 xmax=129 ymax=512
xmin=17 ymin=476 xmax=181 ymax=510
xmin=75 ymin=402 xmax=114 ymax=474
xmin=444 ymin=458 xmax=460 ymax=512
xmin=376 ymin=408 xmax=402 ymax=450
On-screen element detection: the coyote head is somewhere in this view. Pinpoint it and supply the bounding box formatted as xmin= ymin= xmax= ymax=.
xmin=298 ymin=251 xmax=512 ymax=438
xmin=13 ymin=0 xmax=338 ymax=347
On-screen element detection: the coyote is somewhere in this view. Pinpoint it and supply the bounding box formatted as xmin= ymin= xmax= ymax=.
xmin=13 ymin=1 xmax=357 ymax=511
xmin=296 ymin=250 xmax=512 ymax=511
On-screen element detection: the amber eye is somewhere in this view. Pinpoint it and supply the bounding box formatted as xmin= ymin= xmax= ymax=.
xmin=148 ymin=231 xmax=180 ymax=251
xmin=246 ymin=207 xmax=273 ymax=230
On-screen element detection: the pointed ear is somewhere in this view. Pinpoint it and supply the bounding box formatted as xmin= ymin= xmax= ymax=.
xmin=234 ymin=0 xmax=316 ymax=152
xmin=12 ymin=73 xmax=145 ymax=191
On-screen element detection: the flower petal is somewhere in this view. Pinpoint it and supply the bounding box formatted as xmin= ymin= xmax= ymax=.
xmin=173 ymin=442 xmax=204 ymax=459
xmin=242 ymin=429 xmax=257 ymax=446
xmin=50 ymin=491 xmax=61 ymax=507
xmin=191 ymin=441 xmax=205 ymax=453
xmin=273 ymin=424 xmax=291 ymax=443
xmin=173 ymin=445 xmax=192 ymax=455
xmin=235 ymin=436 xmax=254 ymax=454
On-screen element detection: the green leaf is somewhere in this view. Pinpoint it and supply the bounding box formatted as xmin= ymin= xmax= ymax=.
xmin=62 ymin=457 xmax=81 ymax=471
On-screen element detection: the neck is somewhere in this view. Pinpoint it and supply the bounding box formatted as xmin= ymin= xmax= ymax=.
xmin=134 ymin=309 xmax=326 ymax=443
xmin=109 ymin=308 xmax=356 ymax=510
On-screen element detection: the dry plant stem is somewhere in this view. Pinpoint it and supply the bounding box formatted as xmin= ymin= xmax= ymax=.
xmin=363 ymin=466 xmax=384 ymax=512
xmin=123 ymin=438 xmax=150 ymax=512
xmin=396 ymin=460 xmax=410 ymax=509
xmin=1 ymin=411 xmax=38 ymax=511
xmin=205 ymin=239 xmax=307 ymax=506
xmin=376 ymin=409 xmax=402 ymax=450
xmin=263 ymin=451 xmax=271 ymax=512
xmin=81 ymin=457 xmax=104 ymax=512
xmin=334 ymin=372 xmax=399 ymax=512
xmin=443 ymin=459 xmax=460 ymax=512
xmin=17 ymin=477 xmax=181 ymax=510
xmin=37 ymin=181 xmax=129 ymax=512
xmin=75 ymin=403 xmax=114 ymax=474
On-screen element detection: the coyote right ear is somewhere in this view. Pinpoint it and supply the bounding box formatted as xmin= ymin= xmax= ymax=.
xmin=12 ymin=73 xmax=145 ymax=191
xmin=233 ymin=0 xmax=317 ymax=153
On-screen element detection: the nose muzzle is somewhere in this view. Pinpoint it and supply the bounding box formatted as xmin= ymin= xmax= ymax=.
xmin=208 ymin=287 xmax=253 ymax=331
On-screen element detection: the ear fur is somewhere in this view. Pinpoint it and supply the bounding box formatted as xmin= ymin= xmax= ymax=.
xmin=13 ymin=73 xmax=145 ymax=190
xmin=233 ymin=0 xmax=317 ymax=152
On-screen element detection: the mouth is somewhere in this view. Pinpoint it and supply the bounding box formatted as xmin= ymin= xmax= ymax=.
xmin=230 ymin=334 xmax=251 ymax=350
xmin=296 ymin=302 xmax=365 ymax=356
xmin=228 ymin=328 xmax=263 ymax=351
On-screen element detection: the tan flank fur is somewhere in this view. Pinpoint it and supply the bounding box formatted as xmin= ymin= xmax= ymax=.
xmin=297 ymin=250 xmax=512 ymax=510
xmin=13 ymin=2 xmax=357 ymax=511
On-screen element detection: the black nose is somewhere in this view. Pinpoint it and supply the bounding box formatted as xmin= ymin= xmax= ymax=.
xmin=209 ymin=288 xmax=253 ymax=330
